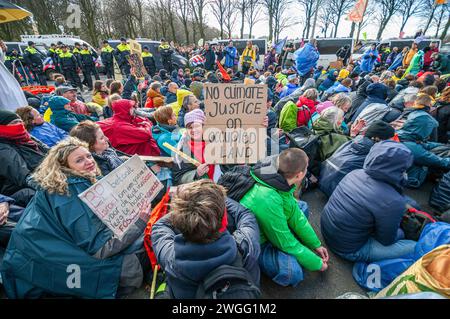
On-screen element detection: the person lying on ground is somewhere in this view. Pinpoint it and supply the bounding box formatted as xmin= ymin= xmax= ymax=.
xmin=16 ymin=106 xmax=68 ymax=148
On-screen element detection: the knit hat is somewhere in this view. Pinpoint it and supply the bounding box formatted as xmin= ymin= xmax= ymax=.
xmin=184 ymin=109 xmax=206 ymax=126
xmin=0 ymin=110 xmax=20 ymax=125
xmin=365 ymin=120 xmax=395 ymax=140
xmin=48 ymin=96 xmax=71 ymax=111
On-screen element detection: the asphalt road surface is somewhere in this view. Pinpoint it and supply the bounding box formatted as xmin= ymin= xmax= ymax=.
xmin=126 ymin=182 xmax=436 ymax=300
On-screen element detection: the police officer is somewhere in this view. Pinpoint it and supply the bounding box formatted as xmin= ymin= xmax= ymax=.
xmin=80 ymin=43 xmax=99 ymax=91
xmin=23 ymin=41 xmax=47 ymax=85
xmin=47 ymin=43 xmax=59 ymax=73
xmin=58 ymin=45 xmax=82 ymax=90
xmin=101 ymin=40 xmax=115 ymax=79
xmin=158 ymin=38 xmax=173 ymax=73
xmin=115 ymin=37 xmax=131 ymax=77
xmin=142 ymin=46 xmax=156 ymax=76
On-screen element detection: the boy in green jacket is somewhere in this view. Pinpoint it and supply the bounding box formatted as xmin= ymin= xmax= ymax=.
xmin=240 ymin=148 xmax=329 ymax=286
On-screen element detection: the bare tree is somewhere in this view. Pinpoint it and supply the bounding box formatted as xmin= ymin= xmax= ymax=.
xmin=191 ymin=0 xmax=209 ymax=40
xmin=210 ymin=0 xmax=227 ymax=38
xmin=235 ymin=0 xmax=248 ymax=38
xmin=329 ymin=0 xmax=354 ymax=37
xmin=244 ymin=0 xmax=263 ymax=38
xmin=297 ymin=0 xmax=316 ymax=39
xmin=397 ymin=0 xmax=425 ymax=35
xmin=224 ymin=0 xmax=238 ymax=38
xmin=273 ymin=0 xmax=296 ymax=42
xmin=432 ymin=3 xmax=449 ymax=38
xmin=421 ymin=0 xmax=438 ymax=35
xmin=439 ymin=5 xmax=450 ymax=40
xmin=318 ymin=5 xmax=334 ymax=38
xmin=176 ymin=0 xmax=191 ymax=43
xmin=374 ymin=0 xmax=402 ymax=40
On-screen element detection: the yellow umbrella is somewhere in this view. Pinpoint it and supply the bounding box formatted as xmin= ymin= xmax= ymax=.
xmin=0 ymin=1 xmax=32 ymax=24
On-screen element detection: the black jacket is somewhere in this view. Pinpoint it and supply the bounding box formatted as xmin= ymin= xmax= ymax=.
xmin=433 ymin=100 xmax=450 ymax=144
xmin=0 ymin=138 xmax=47 ymax=202
xmin=202 ymin=49 xmax=216 ymax=71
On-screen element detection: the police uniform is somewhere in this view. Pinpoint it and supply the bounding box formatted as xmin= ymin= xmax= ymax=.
xmin=23 ymin=46 xmax=47 ymax=85
xmin=80 ymin=48 xmax=100 ymax=90
xmin=115 ymin=43 xmax=131 ymax=77
xmin=101 ymin=45 xmax=115 ymax=79
xmin=158 ymin=43 xmax=173 ymax=72
xmin=58 ymin=51 xmax=82 ymax=90
xmin=142 ymin=51 xmax=156 ymax=76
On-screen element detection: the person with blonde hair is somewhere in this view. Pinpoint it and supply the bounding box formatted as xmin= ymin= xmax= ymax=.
xmin=1 ymin=137 xmax=151 ymax=299
xmin=70 ymin=120 xmax=125 ymax=176
xmin=313 ymin=107 xmax=351 ymax=161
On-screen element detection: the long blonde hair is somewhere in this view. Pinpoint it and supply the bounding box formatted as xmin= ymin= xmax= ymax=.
xmin=32 ymin=137 xmax=100 ymax=195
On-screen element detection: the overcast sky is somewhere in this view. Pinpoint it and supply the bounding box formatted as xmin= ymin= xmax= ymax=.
xmin=205 ymin=4 xmax=438 ymax=41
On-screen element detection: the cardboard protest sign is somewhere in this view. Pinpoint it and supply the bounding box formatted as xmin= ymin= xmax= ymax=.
xmin=203 ymin=83 xmax=267 ymax=164
xmin=78 ymin=155 xmax=163 ymax=240
xmin=128 ymin=40 xmax=147 ymax=79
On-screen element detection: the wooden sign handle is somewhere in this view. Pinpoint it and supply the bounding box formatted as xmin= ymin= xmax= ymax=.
xmin=162 ymin=142 xmax=201 ymax=167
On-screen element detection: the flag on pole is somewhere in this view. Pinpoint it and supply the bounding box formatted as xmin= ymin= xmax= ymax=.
xmin=435 ymin=0 xmax=447 ymax=5
xmin=347 ymin=0 xmax=368 ymax=23
xmin=273 ymin=37 xmax=288 ymax=54
xmin=399 ymin=31 xmax=405 ymax=39
xmin=362 ymin=32 xmax=367 ymax=42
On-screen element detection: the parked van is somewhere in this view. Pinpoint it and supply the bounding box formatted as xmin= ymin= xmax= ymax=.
xmin=292 ymin=38 xmax=354 ymax=68
xmin=20 ymin=34 xmax=98 ymax=52
xmin=353 ymin=38 xmax=442 ymax=61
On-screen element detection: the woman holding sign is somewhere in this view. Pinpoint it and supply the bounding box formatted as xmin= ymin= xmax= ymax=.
xmin=172 ymin=109 xmax=216 ymax=186
xmin=1 ymin=138 xmax=151 ymax=299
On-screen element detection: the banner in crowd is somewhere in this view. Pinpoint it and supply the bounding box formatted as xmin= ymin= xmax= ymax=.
xmin=79 ymin=155 xmax=163 ymax=240
xmin=203 ymin=83 xmax=267 ymax=164
xmin=347 ymin=0 xmax=368 ymax=23
xmin=128 ymin=40 xmax=147 ymax=79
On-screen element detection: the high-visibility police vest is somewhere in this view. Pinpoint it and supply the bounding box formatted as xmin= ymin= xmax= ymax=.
xmin=159 ymin=44 xmax=170 ymax=50
xmin=102 ymin=46 xmax=114 ymax=53
xmin=117 ymin=44 xmax=130 ymax=52
xmin=59 ymin=52 xmax=74 ymax=59
xmin=142 ymin=52 xmax=153 ymax=58
xmin=80 ymin=49 xmax=92 ymax=55
xmin=25 ymin=47 xmax=38 ymax=54
xmin=73 ymin=48 xmax=81 ymax=54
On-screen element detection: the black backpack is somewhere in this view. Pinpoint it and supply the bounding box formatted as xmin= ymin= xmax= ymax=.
xmin=401 ymin=208 xmax=437 ymax=241
xmin=217 ymin=165 xmax=256 ymax=202
xmin=195 ymin=254 xmax=261 ymax=299
xmin=284 ymin=126 xmax=321 ymax=162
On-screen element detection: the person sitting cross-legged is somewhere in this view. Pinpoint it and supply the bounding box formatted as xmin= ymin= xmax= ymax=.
xmin=240 ymin=148 xmax=329 ymax=287
xmin=321 ymin=140 xmax=417 ymax=263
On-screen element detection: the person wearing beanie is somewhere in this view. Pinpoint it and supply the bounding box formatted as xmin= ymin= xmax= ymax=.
xmin=49 ymin=96 xmax=95 ymax=132
xmin=321 ymin=140 xmax=417 ymax=262
xmin=172 ymin=108 xmax=214 ymax=186
xmin=279 ymin=74 xmax=299 ymax=98
xmin=0 ymin=110 xmax=47 ymax=207
xmin=319 ymin=120 xmax=395 ymax=198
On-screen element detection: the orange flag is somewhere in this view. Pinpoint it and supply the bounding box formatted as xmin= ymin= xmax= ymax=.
xmin=347 ymin=0 xmax=368 ymax=23
xmin=216 ymin=61 xmax=231 ymax=82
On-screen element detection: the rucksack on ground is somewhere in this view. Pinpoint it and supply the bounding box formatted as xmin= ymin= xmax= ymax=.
xmin=279 ymin=101 xmax=298 ymax=133
xmin=195 ymin=254 xmax=261 ymax=299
